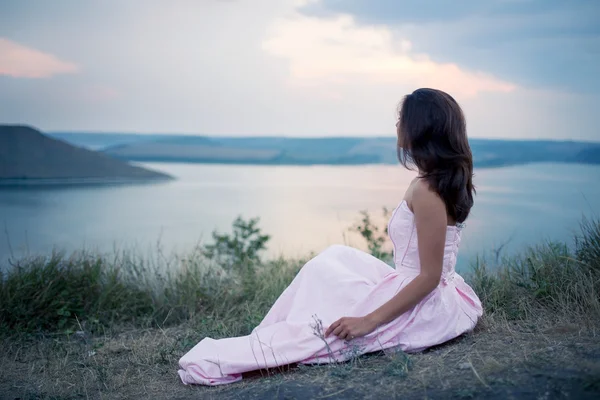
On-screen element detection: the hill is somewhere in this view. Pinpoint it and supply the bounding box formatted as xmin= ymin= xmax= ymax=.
xmin=0 ymin=125 xmax=172 ymax=184
xmin=105 ymin=137 xmax=600 ymax=167
xmin=49 ymin=132 xmax=600 ymax=168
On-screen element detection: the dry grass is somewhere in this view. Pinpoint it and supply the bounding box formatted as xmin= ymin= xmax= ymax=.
xmin=1 ymin=318 xmax=598 ymax=399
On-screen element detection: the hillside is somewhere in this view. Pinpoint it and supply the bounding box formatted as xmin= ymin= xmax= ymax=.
xmin=49 ymin=132 xmax=600 ymax=168
xmin=0 ymin=125 xmax=172 ymax=183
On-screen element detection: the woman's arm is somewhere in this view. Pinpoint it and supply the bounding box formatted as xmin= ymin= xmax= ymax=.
xmin=326 ymin=181 xmax=448 ymax=340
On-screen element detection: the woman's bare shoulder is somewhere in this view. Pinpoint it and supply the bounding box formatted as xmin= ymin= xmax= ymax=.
xmin=405 ymin=177 xmax=436 ymax=209
xmin=411 ymin=179 xmax=454 ymax=226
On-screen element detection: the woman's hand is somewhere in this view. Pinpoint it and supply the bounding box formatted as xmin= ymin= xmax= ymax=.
xmin=325 ymin=316 xmax=377 ymax=341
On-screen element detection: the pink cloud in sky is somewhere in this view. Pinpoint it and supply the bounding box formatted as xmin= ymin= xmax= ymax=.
xmin=0 ymin=38 xmax=79 ymax=78
xmin=263 ymin=14 xmax=517 ymax=99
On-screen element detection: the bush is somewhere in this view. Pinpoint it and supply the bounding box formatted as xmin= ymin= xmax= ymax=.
xmin=202 ymin=216 xmax=270 ymax=271
xmin=351 ymin=208 xmax=393 ymax=263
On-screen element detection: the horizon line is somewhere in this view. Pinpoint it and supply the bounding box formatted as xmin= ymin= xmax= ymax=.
xmin=1 ymin=124 xmax=597 ymax=144
xmin=46 ymin=130 xmax=600 ymax=144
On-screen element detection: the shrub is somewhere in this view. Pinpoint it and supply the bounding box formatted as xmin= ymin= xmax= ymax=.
xmin=202 ymin=216 xmax=270 ymax=271
xmin=351 ymin=208 xmax=393 ymax=263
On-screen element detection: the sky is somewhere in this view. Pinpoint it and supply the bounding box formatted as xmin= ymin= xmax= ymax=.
xmin=0 ymin=0 xmax=599 ymax=141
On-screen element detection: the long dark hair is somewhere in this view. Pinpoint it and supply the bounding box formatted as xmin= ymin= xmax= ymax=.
xmin=397 ymin=88 xmax=475 ymax=223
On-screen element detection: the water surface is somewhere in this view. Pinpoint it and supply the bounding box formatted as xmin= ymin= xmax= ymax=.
xmin=1 ymin=163 xmax=599 ymax=272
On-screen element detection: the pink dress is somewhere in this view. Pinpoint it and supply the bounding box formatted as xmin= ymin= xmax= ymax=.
xmin=178 ymin=200 xmax=483 ymax=385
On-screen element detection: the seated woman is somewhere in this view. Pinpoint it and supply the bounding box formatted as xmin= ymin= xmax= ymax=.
xmin=178 ymin=88 xmax=483 ymax=386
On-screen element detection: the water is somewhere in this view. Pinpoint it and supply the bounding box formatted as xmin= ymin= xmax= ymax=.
xmin=1 ymin=163 xmax=599 ymax=273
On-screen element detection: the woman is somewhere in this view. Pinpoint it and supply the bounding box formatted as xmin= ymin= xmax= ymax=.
xmin=178 ymin=88 xmax=483 ymax=385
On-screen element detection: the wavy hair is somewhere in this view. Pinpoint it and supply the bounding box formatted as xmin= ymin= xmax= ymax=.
xmin=397 ymin=88 xmax=475 ymax=223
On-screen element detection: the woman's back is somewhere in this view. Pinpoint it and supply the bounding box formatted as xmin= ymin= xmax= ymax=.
xmin=389 ymin=199 xmax=463 ymax=280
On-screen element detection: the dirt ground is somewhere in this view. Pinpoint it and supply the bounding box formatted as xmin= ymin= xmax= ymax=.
xmin=1 ymin=319 xmax=599 ymax=400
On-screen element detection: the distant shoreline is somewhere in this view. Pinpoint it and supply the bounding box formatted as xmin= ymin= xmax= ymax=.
xmin=48 ymin=132 xmax=600 ymax=169
xmin=122 ymin=157 xmax=600 ymax=169
xmin=48 ymin=131 xmax=600 ymax=145
xmin=0 ymin=176 xmax=174 ymax=188
xmin=2 ymin=161 xmax=599 ymax=190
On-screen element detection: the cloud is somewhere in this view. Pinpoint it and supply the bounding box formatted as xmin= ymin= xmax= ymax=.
xmin=0 ymin=38 xmax=79 ymax=78
xmin=262 ymin=13 xmax=516 ymax=98
xmin=0 ymin=0 xmax=597 ymax=141
xmin=301 ymin=0 xmax=600 ymax=93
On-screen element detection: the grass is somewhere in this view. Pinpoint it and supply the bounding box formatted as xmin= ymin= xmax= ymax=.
xmin=0 ymin=217 xmax=307 ymax=336
xmin=470 ymin=221 xmax=600 ymax=322
xmin=2 ymin=216 xmax=599 ymax=335
xmin=0 ymin=216 xmax=599 ymax=398
xmin=0 ymin=249 xmax=304 ymax=337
